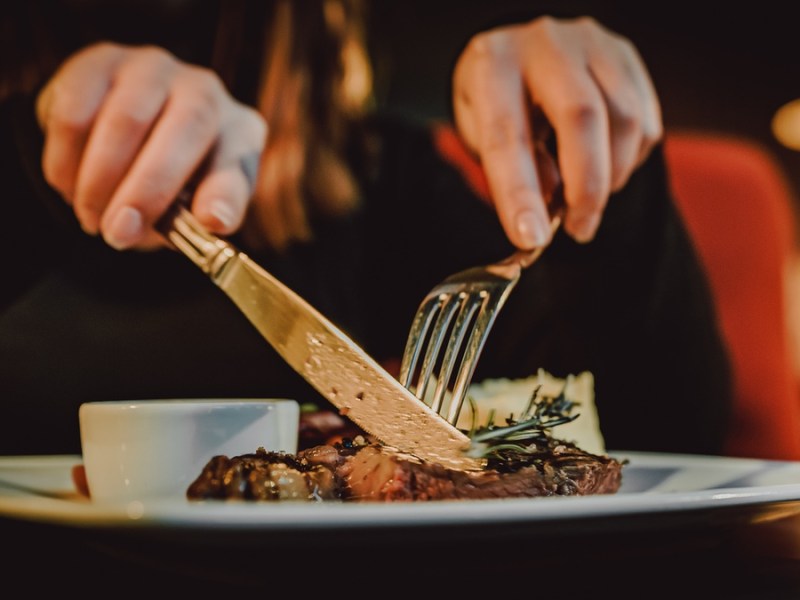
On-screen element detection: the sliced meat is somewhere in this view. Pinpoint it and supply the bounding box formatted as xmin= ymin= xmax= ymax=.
xmin=186 ymin=450 xmax=342 ymax=501
xmin=187 ymin=437 xmax=624 ymax=502
xmin=339 ymin=441 xmax=622 ymax=501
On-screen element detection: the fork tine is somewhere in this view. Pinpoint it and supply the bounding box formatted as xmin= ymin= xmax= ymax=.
xmin=398 ymin=294 xmax=444 ymax=389
xmin=414 ymin=293 xmax=462 ymax=400
xmin=445 ymin=283 xmax=518 ymax=424
xmin=399 ymin=190 xmax=564 ymax=428
xmin=428 ymin=292 xmax=484 ymax=414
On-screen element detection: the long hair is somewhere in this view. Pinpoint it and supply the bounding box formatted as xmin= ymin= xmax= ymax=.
xmin=245 ymin=0 xmax=373 ymax=250
xmin=0 ymin=0 xmax=374 ymax=251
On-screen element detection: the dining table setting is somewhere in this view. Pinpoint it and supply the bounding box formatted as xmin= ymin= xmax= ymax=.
xmin=3 ymin=455 xmax=800 ymax=598
xmin=1 ymin=208 xmax=800 ymax=599
xmin=6 ymin=2 xmax=800 ymax=596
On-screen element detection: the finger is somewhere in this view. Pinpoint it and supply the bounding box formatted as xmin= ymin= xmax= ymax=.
xmin=191 ymin=162 xmax=251 ymax=234
xmin=462 ymin=33 xmax=554 ymax=249
xmin=37 ymin=44 xmax=127 ymax=204
xmin=72 ymin=48 xmax=174 ymax=234
xmin=191 ymin=111 xmax=267 ymax=235
xmin=451 ymin=58 xmax=481 ymax=153
xmin=616 ymin=40 xmax=663 ymax=164
xmin=99 ymin=68 xmax=226 ymax=249
xmin=586 ymin=32 xmax=665 ymax=191
xmin=533 ymin=138 xmax=562 ymax=203
xmin=520 ymin=33 xmax=611 ymax=242
xmin=587 ymin=52 xmax=643 ymax=193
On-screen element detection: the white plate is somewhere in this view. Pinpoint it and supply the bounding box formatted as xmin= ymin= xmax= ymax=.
xmin=2 ymin=451 xmax=800 ymax=543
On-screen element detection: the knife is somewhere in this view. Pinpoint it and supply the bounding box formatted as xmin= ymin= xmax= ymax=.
xmin=156 ymin=204 xmax=484 ymax=471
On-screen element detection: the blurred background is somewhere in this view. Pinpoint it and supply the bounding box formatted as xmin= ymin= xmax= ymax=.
xmin=367 ymin=0 xmax=800 ymax=229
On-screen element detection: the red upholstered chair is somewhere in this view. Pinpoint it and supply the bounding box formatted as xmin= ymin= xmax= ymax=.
xmin=433 ymin=124 xmax=800 ymax=460
xmin=664 ymin=131 xmax=800 ymax=460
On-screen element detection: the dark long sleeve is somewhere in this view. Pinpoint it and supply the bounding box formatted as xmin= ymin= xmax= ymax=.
xmin=356 ymin=116 xmax=732 ymax=455
xmin=0 ymin=92 xmax=88 ymax=311
xmin=0 ymin=112 xmax=732 ymax=457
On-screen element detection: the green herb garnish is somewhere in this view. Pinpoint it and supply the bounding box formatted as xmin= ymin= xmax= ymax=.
xmin=465 ymin=383 xmax=580 ymax=461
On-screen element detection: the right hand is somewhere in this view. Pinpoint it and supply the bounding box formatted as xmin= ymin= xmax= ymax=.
xmin=36 ymin=42 xmax=268 ymax=250
xmin=451 ymin=16 xmax=663 ymax=248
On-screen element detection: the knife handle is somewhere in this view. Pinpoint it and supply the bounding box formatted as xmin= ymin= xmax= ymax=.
xmin=155 ymin=196 xmax=236 ymax=277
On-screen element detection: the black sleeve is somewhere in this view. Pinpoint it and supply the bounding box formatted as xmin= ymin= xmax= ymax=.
xmin=0 ymin=92 xmax=85 ymax=310
xmin=361 ymin=117 xmax=732 ymax=456
xmin=488 ymin=146 xmax=733 ymax=455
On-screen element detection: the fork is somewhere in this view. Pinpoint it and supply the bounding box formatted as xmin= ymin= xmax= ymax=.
xmin=398 ymin=193 xmax=564 ymax=427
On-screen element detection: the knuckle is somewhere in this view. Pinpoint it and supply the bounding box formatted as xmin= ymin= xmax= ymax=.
xmin=611 ymin=94 xmax=642 ymax=136
xmin=183 ymin=64 xmax=225 ymax=97
xmin=481 ymin=114 xmax=530 ymax=155
xmin=237 ymin=106 xmax=268 ymax=149
xmin=572 ymin=16 xmax=611 ymax=45
xmin=135 ymin=44 xmax=177 ymax=68
xmin=465 ymin=29 xmax=514 ymax=63
xmin=525 ymin=15 xmax=563 ymax=48
xmin=500 ymin=181 xmax=536 ymax=207
xmin=574 ymin=15 xmax=602 ymax=31
xmin=616 ymin=35 xmax=639 ymax=58
xmin=46 ymin=86 xmax=93 ymax=132
xmin=255 ymin=111 xmax=269 ymax=144
xmin=177 ymin=85 xmax=221 ymax=135
xmin=79 ymin=41 xmax=125 ymax=62
xmin=106 ymin=97 xmax=157 ymax=133
xmin=131 ymin=173 xmax=177 ymax=210
xmin=526 ymin=14 xmax=557 ymax=36
xmin=556 ymin=99 xmax=603 ymax=133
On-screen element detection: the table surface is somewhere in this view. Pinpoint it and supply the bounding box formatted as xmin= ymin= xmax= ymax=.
xmin=5 ymin=510 xmax=800 ymax=598
xmin=4 ymin=450 xmax=800 ymax=597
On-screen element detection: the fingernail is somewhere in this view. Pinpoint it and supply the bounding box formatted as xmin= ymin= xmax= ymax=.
xmin=208 ymin=200 xmax=236 ymax=230
xmin=516 ymin=209 xmax=551 ymax=247
xmin=104 ymin=206 xmax=143 ymax=250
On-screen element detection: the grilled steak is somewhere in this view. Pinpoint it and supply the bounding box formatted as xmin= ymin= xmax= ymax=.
xmin=186 ymin=436 xmax=624 ymax=502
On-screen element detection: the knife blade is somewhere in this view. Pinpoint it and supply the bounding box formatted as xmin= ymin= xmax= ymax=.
xmin=156 ymin=204 xmax=484 ymax=471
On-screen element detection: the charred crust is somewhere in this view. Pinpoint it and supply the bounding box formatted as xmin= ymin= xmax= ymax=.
xmin=187 ymin=439 xmax=624 ymax=503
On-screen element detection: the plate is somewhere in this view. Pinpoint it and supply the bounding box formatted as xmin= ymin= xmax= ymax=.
xmin=5 ymin=452 xmax=800 ymax=595
xmin=2 ymin=451 xmax=800 ymax=544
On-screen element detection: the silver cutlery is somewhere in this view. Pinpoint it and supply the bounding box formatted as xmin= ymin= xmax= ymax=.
xmin=399 ymin=193 xmax=563 ymax=428
xmin=156 ymin=203 xmax=484 ymax=471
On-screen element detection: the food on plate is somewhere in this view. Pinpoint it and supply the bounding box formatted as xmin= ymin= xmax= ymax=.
xmin=187 ymin=437 xmax=622 ymax=502
xmin=450 ymin=369 xmax=606 ymax=455
xmin=71 ymin=464 xmax=90 ymax=497
xmin=186 ymin=371 xmax=625 ymax=502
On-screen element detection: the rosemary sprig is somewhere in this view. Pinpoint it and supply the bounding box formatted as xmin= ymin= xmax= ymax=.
xmin=465 ymin=383 xmax=580 ymax=459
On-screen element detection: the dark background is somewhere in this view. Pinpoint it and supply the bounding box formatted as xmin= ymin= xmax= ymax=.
xmin=367 ymin=0 xmax=800 ymax=232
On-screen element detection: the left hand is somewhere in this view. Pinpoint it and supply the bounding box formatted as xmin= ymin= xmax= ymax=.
xmin=35 ymin=42 xmax=267 ymax=251
xmin=452 ymin=16 xmax=662 ymax=248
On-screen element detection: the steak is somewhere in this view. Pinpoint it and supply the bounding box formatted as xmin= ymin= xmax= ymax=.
xmin=186 ymin=436 xmax=624 ymax=502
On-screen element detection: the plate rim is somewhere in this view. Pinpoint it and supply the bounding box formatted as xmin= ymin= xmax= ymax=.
xmin=2 ymin=451 xmax=800 ymax=533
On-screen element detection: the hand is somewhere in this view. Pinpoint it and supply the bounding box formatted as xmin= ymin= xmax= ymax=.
xmin=452 ymin=16 xmax=662 ymax=247
xmin=36 ymin=42 xmax=268 ymax=250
